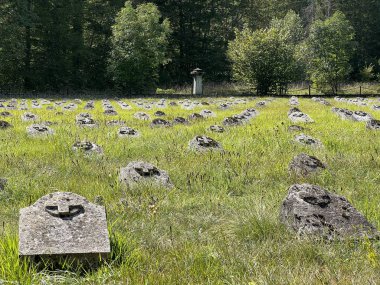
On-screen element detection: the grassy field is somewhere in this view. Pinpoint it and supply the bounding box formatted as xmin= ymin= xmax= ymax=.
xmin=0 ymin=96 xmax=380 ymax=284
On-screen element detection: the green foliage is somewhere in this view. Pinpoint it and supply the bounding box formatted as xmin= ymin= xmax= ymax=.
xmin=228 ymin=12 xmax=303 ymax=95
xmin=0 ymin=1 xmax=25 ymax=89
xmin=108 ymin=1 xmax=171 ymax=92
xmin=360 ymin=64 xmax=376 ymax=82
xmin=305 ymin=11 xmax=355 ymax=94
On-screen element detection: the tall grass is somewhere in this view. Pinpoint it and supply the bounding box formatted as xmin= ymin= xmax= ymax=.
xmin=0 ymin=96 xmax=379 ymax=284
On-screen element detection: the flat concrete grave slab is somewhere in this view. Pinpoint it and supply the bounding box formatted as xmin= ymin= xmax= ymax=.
xmin=19 ymin=192 xmax=110 ymax=265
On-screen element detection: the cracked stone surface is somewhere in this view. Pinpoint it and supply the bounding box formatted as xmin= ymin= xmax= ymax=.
xmin=209 ymin=125 xmax=225 ymax=133
xmin=0 ymin=120 xmax=12 ymax=129
xmin=188 ymin=113 xmax=204 ymax=120
xmin=134 ymin=112 xmax=150 ymax=121
xmin=294 ymin=134 xmax=323 ymax=147
xmin=288 ymin=108 xmax=314 ymax=123
xmin=27 ymin=124 xmax=54 ymax=137
xmin=0 ymin=178 xmax=7 ymax=191
xmin=200 ymin=110 xmax=216 ymax=118
xmin=288 ymin=125 xmax=305 ymax=132
xmin=72 ymin=141 xmax=103 ymax=155
xmin=19 ymin=192 xmax=110 ymax=262
xmin=280 ymin=184 xmax=378 ymax=239
xmin=119 ymin=161 xmax=173 ymax=188
xmin=22 ymin=112 xmax=39 ymax=122
xmin=189 ymin=135 xmax=223 ymax=152
xmin=289 ymin=153 xmax=326 ymax=176
xmin=150 ymin=118 xmax=172 ymax=128
xmin=223 ymin=117 xmax=243 ymax=126
xmin=366 ymin=119 xmax=380 ymax=130
xmin=154 ymin=111 xmax=166 ymax=117
xmin=173 ymin=117 xmax=189 ymax=125
xmin=118 ymin=127 xmax=140 ymax=138
xmin=76 ymin=113 xmax=97 ymax=127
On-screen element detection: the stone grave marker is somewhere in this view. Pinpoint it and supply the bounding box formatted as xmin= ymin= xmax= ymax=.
xmin=119 ymin=161 xmax=173 ymax=188
xmin=280 ymin=184 xmax=378 ymax=239
xmin=27 ymin=124 xmax=54 ymax=137
xmin=366 ymin=119 xmax=380 ymax=130
xmin=223 ymin=117 xmax=243 ymax=126
xmin=294 ymin=134 xmax=323 ymax=147
xmin=134 ymin=112 xmax=150 ymax=121
xmin=0 ymin=178 xmax=7 ymax=191
xmin=288 ymin=108 xmax=314 ymax=123
xmin=0 ymin=120 xmax=12 ymax=129
xmin=118 ymin=127 xmax=140 ymax=138
xmin=200 ymin=109 xmax=216 ymax=118
xmin=19 ymin=192 xmax=110 ymax=265
xmin=173 ymin=117 xmax=190 ymax=125
xmin=209 ymin=125 xmax=225 ymax=133
xmin=150 ymin=118 xmax=172 ymax=128
xmin=289 ymin=153 xmax=326 ymax=176
xmin=189 ymin=135 xmax=223 ymax=152
xmin=76 ymin=113 xmax=97 ymax=127
xmin=22 ymin=112 xmax=39 ymax=122
xmin=72 ymin=141 xmax=103 ymax=155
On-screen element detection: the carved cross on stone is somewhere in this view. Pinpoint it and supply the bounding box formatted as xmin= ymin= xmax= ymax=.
xmin=45 ymin=196 xmax=84 ymax=218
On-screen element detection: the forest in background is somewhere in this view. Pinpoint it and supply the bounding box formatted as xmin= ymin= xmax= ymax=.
xmin=1 ymin=0 xmax=380 ymax=92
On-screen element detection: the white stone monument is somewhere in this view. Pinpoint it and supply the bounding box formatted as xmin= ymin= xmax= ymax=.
xmin=191 ymin=68 xmax=204 ymax=96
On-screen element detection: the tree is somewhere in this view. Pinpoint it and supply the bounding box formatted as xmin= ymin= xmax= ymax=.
xmin=108 ymin=1 xmax=171 ymax=92
xmin=305 ymin=11 xmax=355 ymax=94
xmin=228 ymin=12 xmax=303 ymax=95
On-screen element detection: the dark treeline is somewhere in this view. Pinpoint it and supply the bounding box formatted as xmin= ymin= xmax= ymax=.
xmin=0 ymin=0 xmax=379 ymax=91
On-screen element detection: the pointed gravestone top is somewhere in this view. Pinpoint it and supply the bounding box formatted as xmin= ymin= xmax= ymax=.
xmin=19 ymin=192 xmax=110 ymax=262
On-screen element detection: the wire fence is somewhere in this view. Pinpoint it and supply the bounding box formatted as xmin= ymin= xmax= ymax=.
xmin=0 ymin=82 xmax=379 ymax=98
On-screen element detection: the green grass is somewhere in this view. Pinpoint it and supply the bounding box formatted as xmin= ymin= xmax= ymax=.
xmin=0 ymin=97 xmax=380 ymax=284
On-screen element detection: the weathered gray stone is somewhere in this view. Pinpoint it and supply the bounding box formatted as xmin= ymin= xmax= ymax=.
xmin=294 ymin=134 xmax=323 ymax=147
xmin=0 ymin=120 xmax=12 ymax=129
xmin=0 ymin=178 xmax=7 ymax=191
xmin=22 ymin=112 xmax=39 ymax=122
xmin=288 ymin=125 xmax=305 ymax=132
xmin=372 ymin=105 xmax=380 ymax=111
xmin=289 ymin=153 xmax=326 ymax=176
xmin=119 ymin=161 xmax=173 ymax=188
xmin=134 ymin=112 xmax=150 ymax=121
xmin=27 ymin=124 xmax=54 ymax=137
xmin=154 ymin=111 xmax=166 ymax=117
xmin=332 ymin=107 xmax=356 ymax=121
xmin=104 ymin=109 xmax=118 ymax=116
xmin=118 ymin=127 xmax=140 ymax=138
xmin=0 ymin=111 xmax=12 ymax=117
xmin=223 ymin=117 xmax=243 ymax=126
xmin=76 ymin=113 xmax=97 ymax=127
xmin=189 ymin=135 xmax=223 ymax=152
xmin=312 ymin=97 xmax=331 ymax=106
xmin=209 ymin=125 xmax=225 ymax=133
xmin=72 ymin=141 xmax=103 ymax=155
xmin=200 ymin=109 xmax=216 ymax=118
xmin=288 ymin=108 xmax=314 ymax=123
xmin=280 ymin=184 xmax=378 ymax=239
xmin=150 ymin=118 xmax=172 ymax=128
xmin=19 ymin=192 xmax=110 ymax=264
xmin=366 ymin=119 xmax=380 ymax=130
xmin=289 ymin=96 xmax=299 ymax=106
xmin=106 ymin=120 xmax=126 ymax=126
xmin=352 ymin=111 xmax=373 ymax=122
xmin=173 ymin=117 xmax=189 ymax=125
xmin=188 ymin=113 xmax=204 ymax=120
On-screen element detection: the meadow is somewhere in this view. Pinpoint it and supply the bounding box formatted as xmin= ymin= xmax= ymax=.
xmin=0 ymin=96 xmax=379 ymax=284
